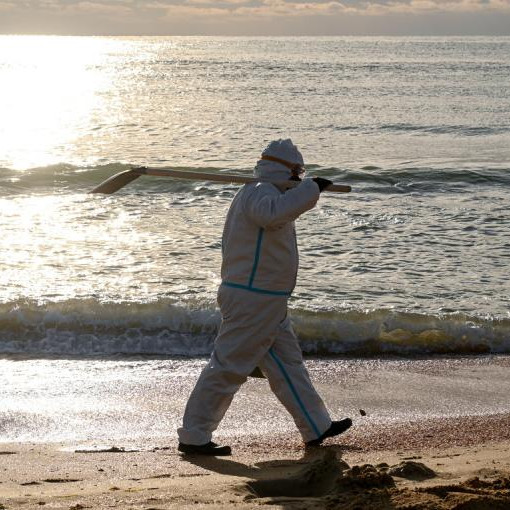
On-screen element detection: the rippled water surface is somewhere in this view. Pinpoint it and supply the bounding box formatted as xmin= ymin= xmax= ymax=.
xmin=0 ymin=36 xmax=509 ymax=355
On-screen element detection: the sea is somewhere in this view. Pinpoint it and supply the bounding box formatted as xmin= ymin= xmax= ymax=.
xmin=1 ymin=36 xmax=510 ymax=443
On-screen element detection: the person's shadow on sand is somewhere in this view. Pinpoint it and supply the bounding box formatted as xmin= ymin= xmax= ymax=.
xmin=180 ymin=444 xmax=396 ymax=508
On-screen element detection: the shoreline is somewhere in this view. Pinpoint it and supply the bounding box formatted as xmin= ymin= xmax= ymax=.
xmin=2 ymin=414 xmax=510 ymax=509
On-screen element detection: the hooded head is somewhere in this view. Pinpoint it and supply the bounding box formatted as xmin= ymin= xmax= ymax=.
xmin=254 ymin=139 xmax=305 ymax=180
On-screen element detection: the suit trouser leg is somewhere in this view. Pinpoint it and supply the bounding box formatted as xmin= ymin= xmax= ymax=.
xmin=258 ymin=315 xmax=331 ymax=442
xmin=177 ymin=286 xmax=331 ymax=445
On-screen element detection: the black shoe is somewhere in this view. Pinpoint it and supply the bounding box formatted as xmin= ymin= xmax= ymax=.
xmin=178 ymin=441 xmax=232 ymax=456
xmin=305 ymin=418 xmax=353 ymax=447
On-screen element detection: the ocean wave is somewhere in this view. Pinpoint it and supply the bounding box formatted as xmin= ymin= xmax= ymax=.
xmin=314 ymin=166 xmax=510 ymax=193
xmin=0 ymin=163 xmax=132 ymax=195
xmin=0 ymin=298 xmax=508 ymax=357
xmin=328 ymin=123 xmax=510 ymax=137
xmin=1 ymin=163 xmax=509 ymax=197
xmin=0 ymin=163 xmax=243 ymax=197
xmin=378 ymin=123 xmax=510 ymax=137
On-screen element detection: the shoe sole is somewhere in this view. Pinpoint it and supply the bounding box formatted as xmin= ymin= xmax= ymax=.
xmin=178 ymin=445 xmax=232 ymax=456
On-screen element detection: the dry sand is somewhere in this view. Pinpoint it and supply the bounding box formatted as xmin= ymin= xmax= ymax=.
xmin=2 ymin=414 xmax=510 ymax=509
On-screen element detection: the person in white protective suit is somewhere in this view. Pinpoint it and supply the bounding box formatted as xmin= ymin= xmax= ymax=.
xmin=177 ymin=139 xmax=352 ymax=456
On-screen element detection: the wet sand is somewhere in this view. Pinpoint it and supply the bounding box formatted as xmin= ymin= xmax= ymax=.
xmin=2 ymin=356 xmax=510 ymax=508
xmin=3 ymin=355 xmax=510 ymax=444
xmin=2 ymin=414 xmax=510 ymax=509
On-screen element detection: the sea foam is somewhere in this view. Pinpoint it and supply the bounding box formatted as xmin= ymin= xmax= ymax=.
xmin=0 ymin=298 xmax=508 ymax=356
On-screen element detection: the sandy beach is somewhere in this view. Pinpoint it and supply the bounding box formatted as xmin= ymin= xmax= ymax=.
xmin=3 ymin=355 xmax=510 ymax=509
xmin=2 ymin=412 xmax=510 ymax=510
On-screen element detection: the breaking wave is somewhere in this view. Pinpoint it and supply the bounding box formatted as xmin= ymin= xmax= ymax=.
xmin=329 ymin=123 xmax=510 ymax=137
xmin=1 ymin=162 xmax=509 ymax=197
xmin=0 ymin=298 xmax=508 ymax=357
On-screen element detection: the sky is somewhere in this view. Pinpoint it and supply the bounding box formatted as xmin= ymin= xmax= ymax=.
xmin=1 ymin=0 xmax=510 ymax=36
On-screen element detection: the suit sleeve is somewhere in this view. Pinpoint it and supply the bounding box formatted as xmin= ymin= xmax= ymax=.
xmin=243 ymin=179 xmax=320 ymax=229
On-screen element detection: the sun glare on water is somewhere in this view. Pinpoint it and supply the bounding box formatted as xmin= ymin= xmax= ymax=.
xmin=0 ymin=36 xmax=121 ymax=170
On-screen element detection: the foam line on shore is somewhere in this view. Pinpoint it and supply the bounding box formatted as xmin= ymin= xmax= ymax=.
xmin=0 ymin=298 xmax=509 ymax=356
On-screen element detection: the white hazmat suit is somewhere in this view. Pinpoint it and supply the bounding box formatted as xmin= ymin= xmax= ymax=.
xmin=178 ymin=140 xmax=334 ymax=447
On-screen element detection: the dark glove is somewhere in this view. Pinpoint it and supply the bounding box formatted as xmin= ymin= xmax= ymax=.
xmin=313 ymin=177 xmax=333 ymax=192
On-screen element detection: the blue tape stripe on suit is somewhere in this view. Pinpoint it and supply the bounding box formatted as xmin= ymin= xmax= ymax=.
xmin=222 ymin=281 xmax=291 ymax=296
xmin=248 ymin=228 xmax=264 ymax=288
xmin=268 ymin=347 xmax=321 ymax=438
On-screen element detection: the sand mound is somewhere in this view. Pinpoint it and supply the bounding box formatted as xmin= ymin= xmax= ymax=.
xmin=336 ymin=463 xmax=395 ymax=490
xmin=243 ymin=452 xmax=510 ymax=510
xmin=389 ymin=460 xmax=437 ymax=480
xmin=246 ymin=450 xmax=347 ymax=499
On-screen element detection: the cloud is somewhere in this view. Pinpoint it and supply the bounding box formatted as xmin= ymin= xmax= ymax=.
xmin=1 ymin=0 xmax=135 ymax=15
xmin=70 ymin=1 xmax=133 ymax=15
xmin=0 ymin=0 xmax=509 ymax=33
xmin=0 ymin=0 xmax=16 ymax=10
xmin=3 ymin=0 xmax=510 ymax=17
xmin=229 ymin=0 xmax=347 ymax=17
xmin=183 ymin=0 xmax=251 ymax=5
xmin=144 ymin=0 xmax=510 ymax=18
xmin=358 ymin=0 xmax=510 ymax=16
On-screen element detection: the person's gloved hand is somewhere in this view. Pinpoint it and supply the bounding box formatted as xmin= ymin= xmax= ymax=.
xmin=313 ymin=177 xmax=333 ymax=192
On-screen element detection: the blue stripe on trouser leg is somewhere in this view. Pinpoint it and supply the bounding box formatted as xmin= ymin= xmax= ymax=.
xmin=268 ymin=347 xmax=321 ymax=438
